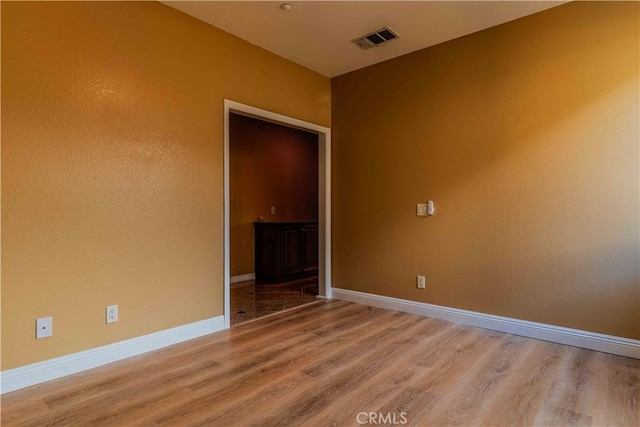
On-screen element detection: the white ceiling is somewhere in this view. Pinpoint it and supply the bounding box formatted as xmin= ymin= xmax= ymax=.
xmin=163 ymin=1 xmax=566 ymax=78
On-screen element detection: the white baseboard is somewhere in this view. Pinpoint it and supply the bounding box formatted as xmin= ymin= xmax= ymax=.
xmin=332 ymin=288 xmax=640 ymax=359
xmin=0 ymin=316 xmax=225 ymax=394
xmin=230 ymin=273 xmax=255 ymax=284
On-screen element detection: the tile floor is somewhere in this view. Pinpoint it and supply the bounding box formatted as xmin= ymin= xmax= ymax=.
xmin=230 ymin=276 xmax=319 ymax=326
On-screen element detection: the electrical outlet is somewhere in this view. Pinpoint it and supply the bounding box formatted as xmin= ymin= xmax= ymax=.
xmin=270 ymin=206 xmax=276 ymax=215
xmin=106 ymin=305 xmax=119 ymax=324
xmin=417 ymin=275 xmax=426 ymax=289
xmin=36 ymin=316 xmax=53 ymax=339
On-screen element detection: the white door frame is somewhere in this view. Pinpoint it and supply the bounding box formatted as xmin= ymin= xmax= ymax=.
xmin=223 ymin=99 xmax=332 ymax=328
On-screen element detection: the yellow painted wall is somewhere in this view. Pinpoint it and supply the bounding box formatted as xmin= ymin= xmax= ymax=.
xmin=1 ymin=1 xmax=330 ymax=370
xmin=332 ymin=2 xmax=639 ymax=339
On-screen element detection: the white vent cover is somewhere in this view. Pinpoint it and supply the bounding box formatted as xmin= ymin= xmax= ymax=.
xmin=352 ymin=27 xmax=400 ymax=50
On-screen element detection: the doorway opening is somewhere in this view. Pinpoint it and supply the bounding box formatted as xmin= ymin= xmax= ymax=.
xmin=229 ymin=113 xmax=318 ymax=325
xmin=223 ymin=100 xmax=331 ymax=328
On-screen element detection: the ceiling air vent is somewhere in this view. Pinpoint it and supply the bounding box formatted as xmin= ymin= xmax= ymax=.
xmin=352 ymin=27 xmax=400 ymax=50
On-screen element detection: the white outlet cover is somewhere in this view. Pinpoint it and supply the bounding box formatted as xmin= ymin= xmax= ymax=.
xmin=106 ymin=305 xmax=119 ymax=324
xmin=417 ymin=203 xmax=428 ymax=216
xmin=36 ymin=316 xmax=53 ymax=339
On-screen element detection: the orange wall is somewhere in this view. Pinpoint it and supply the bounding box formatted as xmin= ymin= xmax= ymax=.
xmin=2 ymin=0 xmax=638 ymax=375
xmin=230 ymin=114 xmax=318 ymax=276
xmin=1 ymin=1 xmax=330 ymax=370
xmin=332 ymin=1 xmax=639 ymax=339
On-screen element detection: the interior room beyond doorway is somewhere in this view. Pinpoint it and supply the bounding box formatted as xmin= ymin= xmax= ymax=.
xmin=229 ymin=113 xmax=320 ymax=325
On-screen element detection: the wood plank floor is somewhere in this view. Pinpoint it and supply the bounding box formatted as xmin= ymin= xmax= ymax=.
xmin=2 ymin=300 xmax=639 ymax=426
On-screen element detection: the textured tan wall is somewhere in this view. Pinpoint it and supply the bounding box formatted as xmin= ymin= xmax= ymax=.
xmin=230 ymin=114 xmax=318 ymax=276
xmin=332 ymin=2 xmax=639 ymax=339
xmin=1 ymin=1 xmax=330 ymax=370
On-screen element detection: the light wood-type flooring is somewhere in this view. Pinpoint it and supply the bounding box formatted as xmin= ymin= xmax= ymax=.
xmin=2 ymin=300 xmax=639 ymax=426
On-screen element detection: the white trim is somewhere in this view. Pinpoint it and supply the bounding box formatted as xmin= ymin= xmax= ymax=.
xmin=332 ymin=288 xmax=640 ymax=359
xmin=223 ymin=100 xmax=332 ymax=328
xmin=0 ymin=316 xmax=225 ymax=394
xmin=319 ymin=131 xmax=332 ymax=299
xmin=230 ymin=273 xmax=256 ymax=284
xmin=223 ymin=101 xmax=231 ymax=329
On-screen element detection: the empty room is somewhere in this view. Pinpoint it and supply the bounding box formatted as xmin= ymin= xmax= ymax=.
xmin=1 ymin=1 xmax=638 ymax=426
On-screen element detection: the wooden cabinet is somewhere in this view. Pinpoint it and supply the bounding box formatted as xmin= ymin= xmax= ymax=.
xmin=254 ymin=222 xmax=318 ymax=282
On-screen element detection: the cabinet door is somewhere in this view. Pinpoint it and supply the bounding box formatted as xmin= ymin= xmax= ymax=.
xmin=302 ymin=224 xmax=319 ymax=271
xmin=281 ymin=227 xmax=303 ymax=275
xmin=254 ymin=224 xmax=281 ymax=281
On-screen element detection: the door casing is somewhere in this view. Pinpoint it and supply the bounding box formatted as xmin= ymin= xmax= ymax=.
xmin=223 ymin=99 xmax=332 ymax=328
